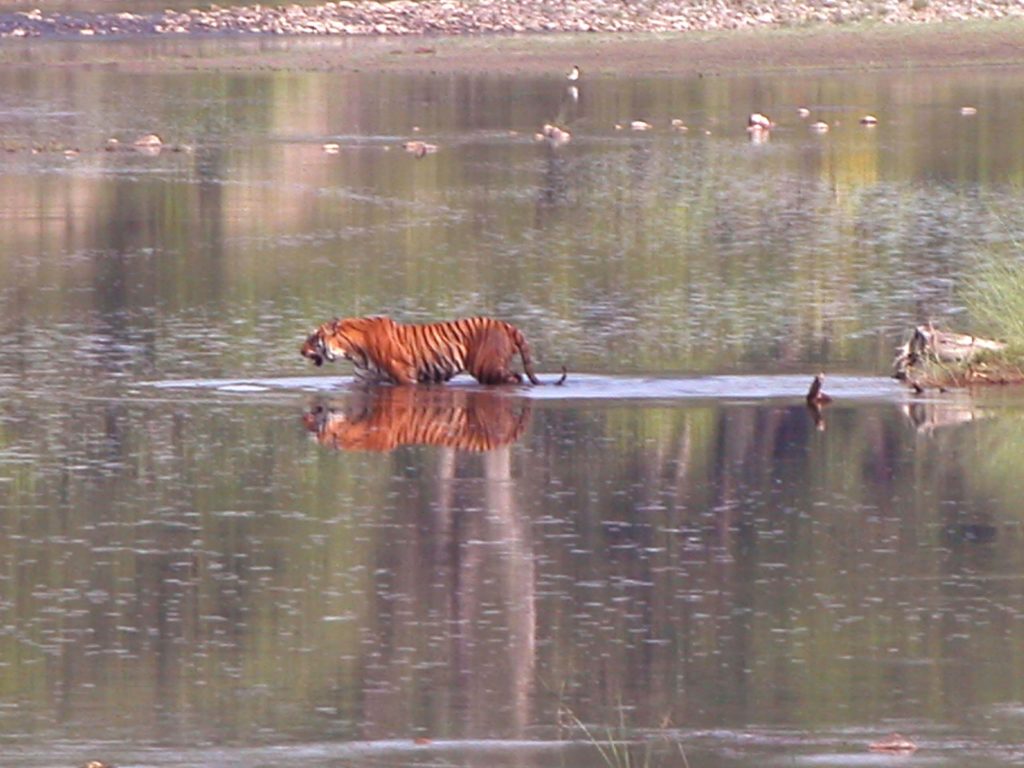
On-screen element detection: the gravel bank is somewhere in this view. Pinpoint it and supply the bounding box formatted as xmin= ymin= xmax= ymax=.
xmin=0 ymin=0 xmax=1022 ymax=39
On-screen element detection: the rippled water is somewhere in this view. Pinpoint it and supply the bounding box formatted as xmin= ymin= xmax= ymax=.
xmin=4 ymin=36 xmax=1024 ymax=768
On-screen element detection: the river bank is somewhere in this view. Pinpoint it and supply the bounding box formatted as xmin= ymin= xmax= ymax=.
xmin=1 ymin=0 xmax=1023 ymax=39
xmin=0 ymin=19 xmax=1022 ymax=76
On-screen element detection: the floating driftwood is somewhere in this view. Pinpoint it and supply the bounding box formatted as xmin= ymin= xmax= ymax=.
xmin=892 ymin=325 xmax=1007 ymax=382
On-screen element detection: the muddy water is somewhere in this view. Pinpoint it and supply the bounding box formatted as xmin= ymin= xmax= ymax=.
xmin=3 ymin=37 xmax=1024 ymax=767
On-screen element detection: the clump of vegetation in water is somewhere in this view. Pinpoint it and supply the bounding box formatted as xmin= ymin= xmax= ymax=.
xmin=897 ymin=342 xmax=1018 ymax=389
xmin=890 ymin=253 xmax=1024 ymax=388
xmin=557 ymin=701 xmax=691 ymax=768
xmin=961 ymin=254 xmax=1024 ymax=357
xmin=899 ymin=254 xmax=1024 ymax=388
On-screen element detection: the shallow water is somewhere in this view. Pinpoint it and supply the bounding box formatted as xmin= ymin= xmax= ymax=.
xmin=4 ymin=36 xmax=1024 ymax=768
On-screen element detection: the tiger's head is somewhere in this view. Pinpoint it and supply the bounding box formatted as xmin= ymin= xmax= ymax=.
xmin=300 ymin=316 xmax=385 ymax=371
xmin=300 ymin=319 xmax=341 ymax=367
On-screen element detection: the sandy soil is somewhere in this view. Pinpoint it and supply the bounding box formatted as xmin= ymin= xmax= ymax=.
xmin=116 ymin=19 xmax=1024 ymax=75
xmin=327 ymin=21 xmax=1024 ymax=76
xmin=3 ymin=19 xmax=1024 ymax=76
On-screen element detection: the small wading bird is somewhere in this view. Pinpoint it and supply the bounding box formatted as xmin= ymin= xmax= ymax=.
xmin=747 ymin=112 xmax=772 ymax=132
xmin=805 ymin=372 xmax=833 ymax=431
xmin=805 ymin=372 xmax=833 ymax=406
xmin=566 ymin=64 xmax=580 ymax=82
xmin=747 ymin=112 xmax=772 ymax=143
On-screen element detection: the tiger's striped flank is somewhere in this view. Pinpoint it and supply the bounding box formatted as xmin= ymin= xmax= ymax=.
xmin=300 ymin=315 xmax=566 ymax=386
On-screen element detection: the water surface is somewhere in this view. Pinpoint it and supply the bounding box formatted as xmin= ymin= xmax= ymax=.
xmin=3 ymin=36 xmax=1024 ymax=768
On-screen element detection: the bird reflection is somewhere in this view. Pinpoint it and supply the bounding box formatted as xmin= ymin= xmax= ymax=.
xmin=302 ymin=386 xmax=531 ymax=452
xmin=806 ymin=401 xmax=827 ymax=431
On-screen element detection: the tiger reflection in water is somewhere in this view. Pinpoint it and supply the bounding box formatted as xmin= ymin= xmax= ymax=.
xmin=303 ymin=386 xmax=532 ymax=452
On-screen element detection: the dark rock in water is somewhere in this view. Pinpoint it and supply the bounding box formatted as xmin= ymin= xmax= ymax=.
xmin=943 ymin=523 xmax=998 ymax=545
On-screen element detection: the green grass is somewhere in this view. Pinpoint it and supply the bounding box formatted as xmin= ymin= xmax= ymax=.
xmin=962 ymin=255 xmax=1024 ymax=356
xmin=558 ymin=703 xmax=691 ymax=768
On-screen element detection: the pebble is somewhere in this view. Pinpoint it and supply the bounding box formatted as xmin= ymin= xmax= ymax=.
xmin=537 ymin=123 xmax=571 ymax=144
xmin=0 ymin=0 xmax=1019 ymax=38
xmin=133 ymin=133 xmax=163 ymax=147
xmin=402 ymin=139 xmax=438 ymax=156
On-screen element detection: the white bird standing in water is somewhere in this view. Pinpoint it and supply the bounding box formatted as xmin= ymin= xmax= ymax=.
xmin=747 ymin=112 xmax=772 ymax=132
xmin=566 ymin=65 xmax=581 ymax=82
xmin=747 ymin=112 xmax=772 ymax=143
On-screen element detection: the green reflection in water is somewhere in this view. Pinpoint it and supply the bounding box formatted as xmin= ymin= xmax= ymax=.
xmin=2 ymin=394 xmax=1024 ymax=755
xmin=3 ymin=48 xmax=1024 ymax=766
xmin=2 ymin=63 xmax=1024 ymax=383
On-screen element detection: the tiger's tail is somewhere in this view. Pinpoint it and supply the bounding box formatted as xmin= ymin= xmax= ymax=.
xmin=512 ymin=325 xmax=567 ymax=386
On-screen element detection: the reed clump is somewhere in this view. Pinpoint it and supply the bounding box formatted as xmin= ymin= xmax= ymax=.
xmin=962 ymin=255 xmax=1024 ymax=357
xmin=894 ymin=255 xmax=1024 ymax=389
xmin=558 ymin=703 xmax=691 ymax=768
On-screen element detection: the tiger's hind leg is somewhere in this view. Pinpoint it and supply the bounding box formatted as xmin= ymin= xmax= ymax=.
xmin=507 ymin=325 xmax=544 ymax=385
xmin=474 ymin=370 xmax=523 ymax=385
xmin=466 ymin=328 xmax=522 ymax=385
xmin=472 ymin=364 xmax=523 ymax=385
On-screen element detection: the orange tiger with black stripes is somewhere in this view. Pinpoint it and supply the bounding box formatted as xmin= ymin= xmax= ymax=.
xmin=300 ymin=315 xmax=566 ymax=385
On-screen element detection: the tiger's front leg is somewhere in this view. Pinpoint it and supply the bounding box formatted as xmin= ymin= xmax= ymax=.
xmin=377 ymin=359 xmax=418 ymax=385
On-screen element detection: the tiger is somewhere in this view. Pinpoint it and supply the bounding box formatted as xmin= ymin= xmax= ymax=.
xmin=303 ymin=387 xmax=531 ymax=452
xmin=300 ymin=315 xmax=566 ymax=386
